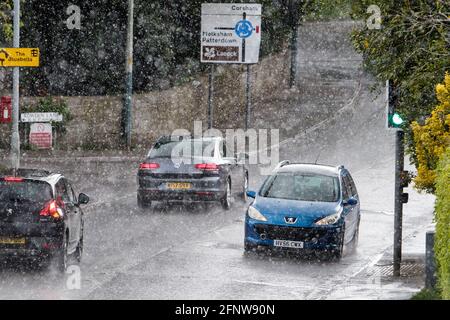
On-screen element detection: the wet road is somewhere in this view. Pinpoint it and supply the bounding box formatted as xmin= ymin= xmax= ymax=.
xmin=0 ymin=20 xmax=435 ymax=299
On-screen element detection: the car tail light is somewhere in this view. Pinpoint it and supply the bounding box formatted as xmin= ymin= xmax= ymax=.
xmin=139 ymin=162 xmax=160 ymax=170
xmin=40 ymin=199 xmax=63 ymax=219
xmin=195 ymin=163 xmax=219 ymax=171
xmin=2 ymin=176 xmax=24 ymax=182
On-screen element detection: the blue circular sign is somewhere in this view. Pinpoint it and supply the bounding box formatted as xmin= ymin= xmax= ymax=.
xmin=235 ymin=20 xmax=253 ymax=39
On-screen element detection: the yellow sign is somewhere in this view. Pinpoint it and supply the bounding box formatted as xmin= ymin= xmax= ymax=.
xmin=0 ymin=48 xmax=40 ymax=67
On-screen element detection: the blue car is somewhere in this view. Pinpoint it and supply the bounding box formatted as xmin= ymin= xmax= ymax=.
xmin=244 ymin=162 xmax=360 ymax=260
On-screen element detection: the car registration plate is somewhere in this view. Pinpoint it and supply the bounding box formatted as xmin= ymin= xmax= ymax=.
xmin=0 ymin=237 xmax=26 ymax=245
xmin=273 ymin=239 xmax=304 ymax=249
xmin=167 ymin=182 xmax=191 ymax=190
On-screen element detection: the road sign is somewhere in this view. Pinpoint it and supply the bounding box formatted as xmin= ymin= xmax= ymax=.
xmin=0 ymin=96 xmax=12 ymax=123
xmin=201 ymin=3 xmax=261 ymax=64
xmin=0 ymin=48 xmax=40 ymax=67
xmin=29 ymin=123 xmax=52 ymax=149
xmin=21 ymin=112 xmax=63 ymax=123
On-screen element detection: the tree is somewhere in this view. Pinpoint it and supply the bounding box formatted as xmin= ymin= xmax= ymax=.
xmin=350 ymin=0 xmax=450 ymax=164
xmin=411 ymin=73 xmax=450 ymax=193
xmin=0 ymin=0 xmax=13 ymax=43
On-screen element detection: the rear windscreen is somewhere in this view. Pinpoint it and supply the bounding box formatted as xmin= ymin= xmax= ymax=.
xmin=0 ymin=180 xmax=53 ymax=204
xmin=148 ymin=140 xmax=215 ymax=158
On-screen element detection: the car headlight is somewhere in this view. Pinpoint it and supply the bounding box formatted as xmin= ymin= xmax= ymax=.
xmin=315 ymin=211 xmax=341 ymax=225
xmin=247 ymin=206 xmax=267 ymax=221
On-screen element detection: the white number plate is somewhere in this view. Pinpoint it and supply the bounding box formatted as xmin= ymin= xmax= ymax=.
xmin=273 ymin=239 xmax=304 ymax=249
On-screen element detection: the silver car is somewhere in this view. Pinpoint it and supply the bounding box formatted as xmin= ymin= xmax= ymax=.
xmin=137 ymin=136 xmax=248 ymax=210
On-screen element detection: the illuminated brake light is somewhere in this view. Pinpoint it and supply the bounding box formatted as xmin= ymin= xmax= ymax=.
xmin=3 ymin=177 xmax=24 ymax=182
xmin=195 ymin=163 xmax=219 ymax=171
xmin=139 ymin=163 xmax=160 ymax=170
xmin=40 ymin=200 xmax=63 ymax=219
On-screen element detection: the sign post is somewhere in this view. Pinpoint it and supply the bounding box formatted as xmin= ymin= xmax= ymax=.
xmin=0 ymin=0 xmax=40 ymax=172
xmin=201 ymin=3 xmax=262 ymax=129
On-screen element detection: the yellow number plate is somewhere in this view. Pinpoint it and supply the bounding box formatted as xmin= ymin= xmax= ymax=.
xmin=0 ymin=237 xmax=26 ymax=245
xmin=167 ymin=182 xmax=191 ymax=190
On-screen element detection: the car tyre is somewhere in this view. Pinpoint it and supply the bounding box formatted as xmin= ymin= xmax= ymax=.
xmin=74 ymin=227 xmax=83 ymax=263
xmin=332 ymin=230 xmax=345 ymax=261
xmin=137 ymin=194 xmax=151 ymax=209
xmin=221 ymin=179 xmax=232 ymax=210
xmin=55 ymin=232 xmax=69 ymax=273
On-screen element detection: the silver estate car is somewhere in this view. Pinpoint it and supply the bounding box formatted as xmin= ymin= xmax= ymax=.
xmin=137 ymin=136 xmax=248 ymax=210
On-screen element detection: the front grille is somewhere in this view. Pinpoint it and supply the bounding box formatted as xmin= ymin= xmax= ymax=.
xmin=254 ymin=224 xmax=329 ymax=242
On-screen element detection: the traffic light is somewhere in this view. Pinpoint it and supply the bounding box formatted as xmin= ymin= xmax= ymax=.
xmin=399 ymin=170 xmax=411 ymax=204
xmin=386 ymin=80 xmax=405 ymax=128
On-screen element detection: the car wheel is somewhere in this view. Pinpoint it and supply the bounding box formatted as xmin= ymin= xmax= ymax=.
xmin=243 ymin=242 xmax=257 ymax=257
xmin=74 ymin=228 xmax=83 ymax=263
xmin=241 ymin=172 xmax=249 ymax=202
xmin=221 ymin=179 xmax=232 ymax=210
xmin=56 ymin=232 xmax=69 ymax=273
xmin=330 ymin=229 xmax=345 ymax=261
xmin=350 ymin=219 xmax=360 ymax=253
xmin=137 ymin=194 xmax=151 ymax=209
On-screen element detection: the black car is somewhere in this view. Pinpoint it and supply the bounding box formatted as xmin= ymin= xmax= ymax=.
xmin=137 ymin=136 xmax=248 ymax=210
xmin=0 ymin=169 xmax=89 ymax=271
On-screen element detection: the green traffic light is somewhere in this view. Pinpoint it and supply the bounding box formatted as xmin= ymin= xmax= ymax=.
xmin=392 ymin=113 xmax=404 ymax=126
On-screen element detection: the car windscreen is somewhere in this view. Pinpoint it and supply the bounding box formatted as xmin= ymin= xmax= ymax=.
xmin=148 ymin=140 xmax=215 ymax=159
xmin=259 ymin=173 xmax=340 ymax=202
xmin=0 ymin=180 xmax=53 ymax=204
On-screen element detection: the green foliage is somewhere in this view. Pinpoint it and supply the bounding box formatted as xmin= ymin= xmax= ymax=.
xmin=305 ymin=0 xmax=352 ymax=20
xmin=0 ymin=0 xmax=13 ymax=42
xmin=350 ymin=0 xmax=450 ymax=165
xmin=24 ymin=97 xmax=72 ymax=133
xmin=435 ymin=147 xmax=450 ymax=300
xmin=411 ymin=288 xmax=442 ymax=300
xmin=411 ymin=73 xmax=450 ymax=193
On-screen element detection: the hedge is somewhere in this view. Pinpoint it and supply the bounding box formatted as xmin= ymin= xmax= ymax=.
xmin=435 ymin=147 xmax=450 ymax=299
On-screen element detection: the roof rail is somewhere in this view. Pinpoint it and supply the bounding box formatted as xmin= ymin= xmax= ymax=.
xmin=274 ymin=160 xmax=290 ymax=170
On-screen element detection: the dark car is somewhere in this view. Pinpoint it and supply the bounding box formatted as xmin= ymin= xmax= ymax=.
xmin=244 ymin=162 xmax=360 ymax=260
xmin=0 ymin=169 xmax=89 ymax=271
xmin=137 ymin=136 xmax=248 ymax=210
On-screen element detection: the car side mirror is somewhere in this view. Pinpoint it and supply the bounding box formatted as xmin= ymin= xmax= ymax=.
xmin=78 ymin=193 xmax=90 ymax=205
xmin=344 ymin=197 xmax=358 ymax=206
xmin=246 ymin=190 xmax=256 ymax=199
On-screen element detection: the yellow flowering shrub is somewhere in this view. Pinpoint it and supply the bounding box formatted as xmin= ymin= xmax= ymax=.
xmin=411 ymin=73 xmax=450 ymax=193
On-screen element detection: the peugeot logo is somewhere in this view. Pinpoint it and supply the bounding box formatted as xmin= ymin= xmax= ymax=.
xmin=284 ymin=217 xmax=297 ymax=224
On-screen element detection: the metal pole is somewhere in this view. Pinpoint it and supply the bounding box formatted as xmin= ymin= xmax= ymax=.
xmin=245 ymin=64 xmax=251 ymax=130
xmin=425 ymin=231 xmax=437 ymax=289
xmin=10 ymin=0 xmax=20 ymax=172
xmin=207 ymin=64 xmax=214 ymax=129
xmin=289 ymin=23 xmax=298 ymax=88
xmin=123 ymin=0 xmax=134 ymax=149
xmin=393 ymin=129 xmax=404 ymax=276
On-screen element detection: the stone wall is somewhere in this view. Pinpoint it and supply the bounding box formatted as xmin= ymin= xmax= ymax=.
xmin=0 ymin=47 xmax=289 ymax=151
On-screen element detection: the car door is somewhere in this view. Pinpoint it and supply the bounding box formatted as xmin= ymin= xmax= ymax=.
xmin=55 ymin=178 xmax=78 ymax=254
xmin=67 ymin=181 xmax=82 ymax=248
xmin=341 ymin=172 xmax=358 ymax=244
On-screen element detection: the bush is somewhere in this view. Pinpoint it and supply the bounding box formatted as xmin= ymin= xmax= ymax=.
xmin=23 ymin=97 xmax=72 ymax=133
xmin=435 ymin=147 xmax=450 ymax=300
xmin=411 ymin=73 xmax=450 ymax=193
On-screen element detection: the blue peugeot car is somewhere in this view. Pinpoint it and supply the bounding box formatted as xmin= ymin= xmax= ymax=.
xmin=244 ymin=161 xmax=360 ymax=260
